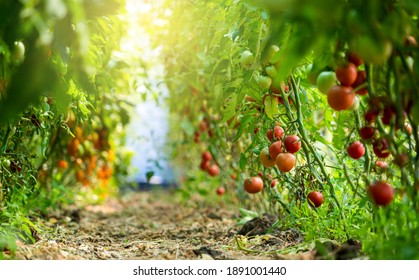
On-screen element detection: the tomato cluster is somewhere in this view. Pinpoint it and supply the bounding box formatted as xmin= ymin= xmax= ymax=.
xmin=200 ymin=150 xmax=220 ymax=177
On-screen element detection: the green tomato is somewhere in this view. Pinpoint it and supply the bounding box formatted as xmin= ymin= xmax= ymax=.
xmin=265 ymin=44 xmax=280 ymax=64
xmin=239 ymin=50 xmax=254 ymax=69
xmin=395 ymin=56 xmax=414 ymax=73
xmin=2 ymin=159 xmax=11 ymax=168
xmin=406 ymin=56 xmax=414 ymax=71
xmin=256 ymin=75 xmax=272 ymax=90
xmin=316 ymin=71 xmax=337 ymax=94
xmin=13 ymin=41 xmax=25 ymax=63
xmin=265 ymin=65 xmax=278 ymax=78
xmin=349 ymin=96 xmax=360 ymax=111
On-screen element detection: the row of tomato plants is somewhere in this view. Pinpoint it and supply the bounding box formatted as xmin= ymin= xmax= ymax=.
xmin=154 ymin=0 xmax=418 ymax=259
xmin=0 ymin=0 xmax=132 ymax=255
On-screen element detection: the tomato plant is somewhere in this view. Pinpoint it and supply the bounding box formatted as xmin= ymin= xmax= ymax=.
xmin=1 ymin=0 xmax=413 ymax=261
xmin=0 ymin=0 xmax=133 ymax=250
xmin=152 ymin=0 xmax=419 ymax=260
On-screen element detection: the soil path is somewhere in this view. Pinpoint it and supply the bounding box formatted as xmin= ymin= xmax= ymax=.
xmin=14 ymin=190 xmax=315 ymax=260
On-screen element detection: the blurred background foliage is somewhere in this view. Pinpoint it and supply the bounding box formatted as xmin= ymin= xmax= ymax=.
xmin=0 ymin=0 xmax=136 ymax=253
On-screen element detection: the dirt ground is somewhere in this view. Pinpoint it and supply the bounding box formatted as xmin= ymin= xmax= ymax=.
xmin=10 ymin=190 xmax=361 ymax=260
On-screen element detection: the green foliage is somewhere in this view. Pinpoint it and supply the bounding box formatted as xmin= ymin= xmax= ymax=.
xmin=0 ymin=0 xmax=134 ymax=255
xmin=152 ymin=0 xmax=419 ymax=259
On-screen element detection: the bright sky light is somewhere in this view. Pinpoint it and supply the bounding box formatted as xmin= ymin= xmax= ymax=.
xmin=122 ymin=0 xmax=173 ymax=184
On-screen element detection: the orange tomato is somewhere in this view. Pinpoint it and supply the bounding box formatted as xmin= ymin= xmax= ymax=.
xmin=67 ymin=138 xmax=80 ymax=157
xmin=57 ymin=160 xmax=68 ymax=169
xmin=75 ymin=170 xmax=84 ymax=182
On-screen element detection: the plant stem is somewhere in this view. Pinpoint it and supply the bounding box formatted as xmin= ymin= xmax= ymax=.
xmin=0 ymin=122 xmax=11 ymax=155
xmin=289 ymin=76 xmax=341 ymax=209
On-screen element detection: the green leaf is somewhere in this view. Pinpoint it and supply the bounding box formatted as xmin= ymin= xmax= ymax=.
xmin=41 ymin=134 xmax=50 ymax=159
xmin=180 ymin=119 xmax=195 ymax=136
xmin=233 ymin=113 xmax=253 ymax=142
xmin=222 ymin=94 xmax=237 ymax=123
xmin=264 ymin=95 xmax=279 ymax=119
xmin=239 ymin=153 xmax=247 ymax=171
xmin=214 ymin=83 xmax=223 ymax=102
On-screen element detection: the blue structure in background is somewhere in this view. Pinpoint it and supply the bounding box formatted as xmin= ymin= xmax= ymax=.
xmin=125 ymin=98 xmax=176 ymax=190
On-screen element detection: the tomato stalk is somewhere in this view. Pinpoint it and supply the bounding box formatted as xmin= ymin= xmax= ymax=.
xmin=396 ymin=48 xmax=419 ymax=99
xmin=353 ymin=110 xmax=372 ymax=185
xmin=343 ymin=163 xmax=362 ymax=199
xmin=288 ymin=76 xmax=341 ymax=209
xmin=0 ymin=122 xmax=12 ymax=155
xmin=277 ymin=84 xmax=326 ymax=190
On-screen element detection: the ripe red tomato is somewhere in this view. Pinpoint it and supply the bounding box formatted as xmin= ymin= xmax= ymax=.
xmin=352 ymin=70 xmax=368 ymax=95
xmin=368 ymin=181 xmax=394 ymax=206
xmin=216 ymin=187 xmax=225 ymax=196
xmin=269 ymin=141 xmax=283 ymax=159
xmin=200 ymin=160 xmax=210 ymax=171
xmin=266 ymin=125 xmax=284 ymax=142
xmin=275 ymin=152 xmax=295 ymax=172
xmin=207 ymin=164 xmax=220 ymax=176
xmin=208 ymin=129 xmax=214 ymax=138
xmin=327 ymin=85 xmax=356 ymax=111
xmin=348 ymin=52 xmax=364 ymax=67
xmin=373 ymin=138 xmax=391 ymax=158
xmin=335 ymin=62 xmax=358 ymax=86
xmin=10 ymin=161 xmax=22 ymax=173
xmin=194 ymin=131 xmax=201 ymax=143
xmin=375 ymin=160 xmax=388 ymax=169
xmin=347 ymin=141 xmax=365 ymax=159
xmin=276 ymin=96 xmax=293 ymax=105
xmin=364 ymin=109 xmax=378 ymax=123
xmin=359 ymin=126 xmax=375 ymax=140
xmin=270 ymin=79 xmax=289 ymax=94
xmin=307 ymin=191 xmax=324 ymax=208
xmin=199 ymin=120 xmax=208 ymax=132
xmin=202 ymin=151 xmax=212 ymax=162
xmin=284 ymin=135 xmax=301 ymax=154
xmin=405 ymin=123 xmax=412 ymax=135
xmin=395 ymin=153 xmax=408 ymax=167
xmin=270 ymin=180 xmax=277 ymax=188
xmin=381 ymin=106 xmax=395 ymax=125
xmin=244 ymin=176 xmax=264 ymax=194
